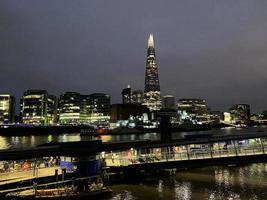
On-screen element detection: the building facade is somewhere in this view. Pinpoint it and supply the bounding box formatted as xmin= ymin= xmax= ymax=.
xmin=121 ymin=86 xmax=132 ymax=104
xmin=89 ymin=93 xmax=111 ymax=125
xmin=162 ymin=95 xmax=175 ymax=109
xmin=47 ymin=95 xmax=58 ymax=124
xmin=132 ymin=90 xmax=143 ymax=104
xmin=230 ymin=104 xmax=251 ymax=125
xmin=59 ymin=92 xmax=111 ymax=124
xmin=0 ymin=94 xmax=15 ymax=124
xmin=59 ymin=92 xmax=81 ymax=124
xmin=20 ymin=90 xmax=49 ymax=124
xmin=177 ymin=98 xmax=210 ymax=123
xmin=143 ymin=34 xmax=162 ymax=111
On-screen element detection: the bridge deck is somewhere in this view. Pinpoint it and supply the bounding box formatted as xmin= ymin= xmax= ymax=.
xmin=103 ymin=138 xmax=267 ymax=170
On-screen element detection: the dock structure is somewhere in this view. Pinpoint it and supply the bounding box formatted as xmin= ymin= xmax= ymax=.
xmin=0 ymin=131 xmax=267 ymax=185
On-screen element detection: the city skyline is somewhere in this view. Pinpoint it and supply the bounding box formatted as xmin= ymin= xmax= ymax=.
xmin=1 ymin=1 xmax=267 ymax=112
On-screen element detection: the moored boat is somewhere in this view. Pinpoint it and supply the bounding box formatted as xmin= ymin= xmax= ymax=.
xmin=5 ymin=181 xmax=112 ymax=199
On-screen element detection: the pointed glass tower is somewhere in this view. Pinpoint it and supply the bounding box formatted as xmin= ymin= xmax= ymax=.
xmin=143 ymin=34 xmax=162 ymax=111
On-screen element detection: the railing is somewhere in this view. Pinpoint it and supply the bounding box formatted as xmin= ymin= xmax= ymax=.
xmin=104 ymin=143 xmax=267 ymax=167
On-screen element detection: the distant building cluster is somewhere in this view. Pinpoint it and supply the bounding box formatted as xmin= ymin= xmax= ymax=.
xmin=0 ymin=90 xmax=111 ymax=125
xmin=0 ymin=34 xmax=262 ymax=128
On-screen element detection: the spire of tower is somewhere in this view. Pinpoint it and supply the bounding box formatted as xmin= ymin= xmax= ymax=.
xmin=148 ymin=33 xmax=154 ymax=48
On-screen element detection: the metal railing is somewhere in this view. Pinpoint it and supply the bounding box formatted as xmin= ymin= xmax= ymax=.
xmin=104 ymin=143 xmax=267 ymax=167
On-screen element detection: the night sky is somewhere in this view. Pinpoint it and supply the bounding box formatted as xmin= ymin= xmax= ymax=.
xmin=1 ymin=1 xmax=267 ymax=113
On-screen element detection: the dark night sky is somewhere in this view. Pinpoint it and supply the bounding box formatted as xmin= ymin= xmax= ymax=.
xmin=1 ymin=1 xmax=267 ymax=113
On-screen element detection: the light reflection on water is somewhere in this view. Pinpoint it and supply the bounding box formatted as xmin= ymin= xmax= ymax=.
xmin=0 ymin=128 xmax=267 ymax=199
xmin=0 ymin=134 xmax=82 ymax=149
xmin=174 ymin=182 xmax=192 ymax=200
xmin=109 ymin=164 xmax=267 ymax=200
xmin=0 ymin=133 xmax=160 ymax=150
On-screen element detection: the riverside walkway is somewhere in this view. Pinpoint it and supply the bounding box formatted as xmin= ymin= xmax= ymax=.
xmin=103 ymin=137 xmax=267 ymax=170
xmin=0 ymin=131 xmax=267 ymax=178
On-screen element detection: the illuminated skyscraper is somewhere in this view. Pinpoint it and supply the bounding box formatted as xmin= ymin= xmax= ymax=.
xmin=143 ymin=34 xmax=161 ymax=110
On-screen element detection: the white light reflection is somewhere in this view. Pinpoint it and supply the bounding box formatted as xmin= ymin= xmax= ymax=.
xmin=214 ymin=168 xmax=233 ymax=189
xmin=111 ymin=190 xmax=135 ymax=200
xmin=157 ymin=180 xmax=163 ymax=193
xmin=174 ymin=182 xmax=192 ymax=200
xmin=0 ymin=136 xmax=9 ymax=149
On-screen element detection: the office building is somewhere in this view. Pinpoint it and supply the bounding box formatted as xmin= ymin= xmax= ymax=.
xmin=59 ymin=92 xmax=111 ymax=124
xmin=230 ymin=104 xmax=251 ymax=125
xmin=143 ymin=34 xmax=162 ymax=111
xmin=89 ymin=93 xmax=111 ymax=116
xmin=0 ymin=94 xmax=15 ymax=124
xmin=58 ymin=92 xmax=80 ymax=124
xmin=177 ymin=98 xmax=210 ymax=123
xmin=122 ymin=85 xmax=132 ymax=104
xmin=20 ymin=90 xmax=48 ymax=124
xmin=162 ymin=95 xmax=175 ymax=109
xmin=47 ymin=95 xmax=58 ymax=124
xmin=80 ymin=95 xmax=92 ymax=124
xmin=132 ymin=90 xmax=143 ymax=104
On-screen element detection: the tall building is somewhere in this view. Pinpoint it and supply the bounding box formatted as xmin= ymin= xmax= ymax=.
xmin=59 ymin=92 xmax=80 ymax=124
xmin=132 ymin=90 xmax=143 ymax=104
xmin=20 ymin=90 xmax=49 ymax=124
xmin=143 ymin=34 xmax=162 ymax=111
xmin=121 ymin=85 xmax=132 ymax=104
xmin=162 ymin=95 xmax=175 ymax=109
xmin=0 ymin=94 xmax=15 ymax=124
xmin=230 ymin=104 xmax=250 ymax=125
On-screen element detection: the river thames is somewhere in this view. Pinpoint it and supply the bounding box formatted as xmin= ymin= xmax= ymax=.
xmin=0 ymin=127 xmax=267 ymax=200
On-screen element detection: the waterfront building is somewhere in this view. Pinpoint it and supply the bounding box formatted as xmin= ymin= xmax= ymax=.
xmin=88 ymin=93 xmax=111 ymax=125
xmin=89 ymin=93 xmax=111 ymax=116
xmin=230 ymin=104 xmax=251 ymax=125
xmin=47 ymin=95 xmax=58 ymax=124
xmin=223 ymin=112 xmax=232 ymax=122
xmin=0 ymin=94 xmax=15 ymax=124
xmin=20 ymin=90 xmax=49 ymax=124
xmin=177 ymin=98 xmax=210 ymax=123
xmin=59 ymin=92 xmax=80 ymax=124
xmin=110 ymin=104 xmax=150 ymax=128
xmin=80 ymin=95 xmax=91 ymax=124
xmin=162 ymin=95 xmax=176 ymax=109
xmin=59 ymin=92 xmax=111 ymax=124
xmin=132 ymin=90 xmax=143 ymax=104
xmin=122 ymin=85 xmax=132 ymax=104
xmin=143 ymin=34 xmax=162 ymax=111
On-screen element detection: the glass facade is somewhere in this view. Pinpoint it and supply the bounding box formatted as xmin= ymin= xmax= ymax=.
xmin=59 ymin=92 xmax=111 ymax=124
xmin=0 ymin=94 xmax=15 ymax=124
xmin=59 ymin=92 xmax=80 ymax=124
xmin=143 ymin=34 xmax=162 ymax=111
xmin=20 ymin=90 xmax=49 ymax=124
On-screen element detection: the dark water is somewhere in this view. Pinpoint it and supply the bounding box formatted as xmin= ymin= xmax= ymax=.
xmin=110 ymin=163 xmax=267 ymax=200
xmin=1 ymin=126 xmax=266 ymax=150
